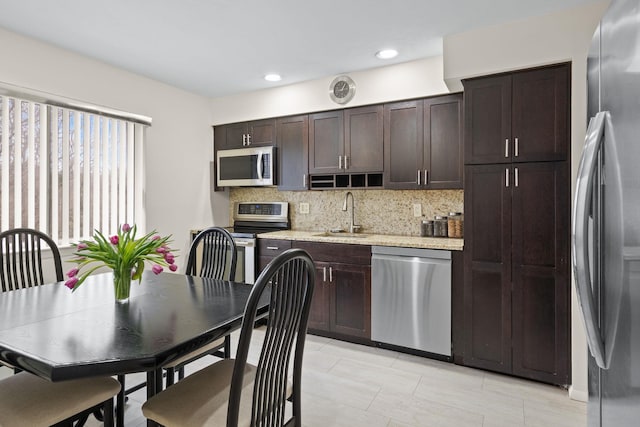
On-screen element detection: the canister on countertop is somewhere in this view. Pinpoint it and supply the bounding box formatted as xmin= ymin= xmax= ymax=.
xmin=420 ymin=219 xmax=434 ymax=237
xmin=447 ymin=212 xmax=464 ymax=238
xmin=433 ymin=215 xmax=448 ymax=237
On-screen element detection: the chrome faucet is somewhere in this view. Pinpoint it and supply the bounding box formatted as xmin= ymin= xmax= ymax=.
xmin=342 ymin=191 xmax=361 ymax=233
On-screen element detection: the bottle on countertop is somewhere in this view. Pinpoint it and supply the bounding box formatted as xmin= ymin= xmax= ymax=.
xmin=447 ymin=212 xmax=464 ymax=238
xmin=433 ymin=215 xmax=448 ymax=237
xmin=420 ymin=219 xmax=434 ymax=237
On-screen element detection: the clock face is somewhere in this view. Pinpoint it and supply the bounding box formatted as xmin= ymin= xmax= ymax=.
xmin=329 ymin=76 xmax=355 ymax=104
xmin=333 ymin=81 xmax=350 ymax=98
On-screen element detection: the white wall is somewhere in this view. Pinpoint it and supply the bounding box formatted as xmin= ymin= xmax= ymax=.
xmin=0 ymin=27 xmax=228 ymax=258
xmin=442 ymin=0 xmax=610 ymax=401
xmin=210 ymin=56 xmax=449 ymax=124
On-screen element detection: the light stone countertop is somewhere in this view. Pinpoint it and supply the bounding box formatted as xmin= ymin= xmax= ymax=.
xmin=256 ymin=230 xmax=464 ymax=251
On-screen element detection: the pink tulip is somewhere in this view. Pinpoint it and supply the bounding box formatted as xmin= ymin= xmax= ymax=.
xmin=77 ymin=243 xmax=88 ymax=250
xmin=164 ymin=253 xmax=175 ymax=264
xmin=110 ymin=235 xmax=119 ymax=245
xmin=156 ymin=246 xmax=167 ymax=254
xmin=152 ymin=265 xmax=163 ymax=275
xmin=67 ymin=268 xmax=79 ymax=278
xmin=169 ymin=264 xmax=178 ymax=272
xmin=151 ymin=235 xmax=161 ymax=241
xmin=65 ymin=277 xmax=79 ymax=289
xmin=122 ymin=223 xmax=131 ymax=232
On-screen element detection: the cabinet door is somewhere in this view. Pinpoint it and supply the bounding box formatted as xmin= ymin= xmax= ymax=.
xmin=277 ymin=115 xmax=308 ymax=190
xmin=384 ymin=100 xmax=423 ymax=189
xmin=511 ymin=65 xmax=569 ymax=162
xmin=424 ymin=94 xmax=463 ymax=189
xmin=463 ymin=164 xmax=512 ymax=373
xmin=224 ymin=122 xmax=250 ymax=149
xmin=344 ymin=105 xmax=383 ymax=173
xmin=329 ymin=263 xmax=371 ymax=339
xmin=463 ymin=75 xmax=512 ymax=165
xmin=309 ymin=111 xmax=344 ymax=174
xmin=308 ymin=262 xmax=331 ymax=332
xmin=511 ymin=162 xmax=569 ymax=384
xmin=247 ymin=119 xmax=276 ymax=146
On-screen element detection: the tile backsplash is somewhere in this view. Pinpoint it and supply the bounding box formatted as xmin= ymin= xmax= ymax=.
xmin=229 ymin=187 xmax=463 ymax=237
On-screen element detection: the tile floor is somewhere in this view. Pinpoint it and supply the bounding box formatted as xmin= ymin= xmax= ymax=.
xmin=1 ymin=328 xmax=586 ymax=426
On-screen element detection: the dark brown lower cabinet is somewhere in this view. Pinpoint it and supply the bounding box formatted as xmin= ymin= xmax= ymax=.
xmin=290 ymin=241 xmax=371 ymax=340
xmin=463 ymin=161 xmax=569 ymax=385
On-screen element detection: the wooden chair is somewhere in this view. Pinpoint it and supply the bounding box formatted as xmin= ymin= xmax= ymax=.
xmin=142 ymin=248 xmax=316 ymax=427
xmin=163 ymin=226 xmax=237 ymax=385
xmin=0 ymin=227 xmax=63 ymax=292
xmin=0 ymin=372 xmax=120 ymax=426
xmin=0 ymin=228 xmax=120 ymax=426
xmin=0 ymin=228 xmax=63 ymax=373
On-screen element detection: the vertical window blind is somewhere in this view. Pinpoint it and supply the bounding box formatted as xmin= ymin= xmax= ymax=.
xmin=0 ymin=95 xmax=147 ymax=246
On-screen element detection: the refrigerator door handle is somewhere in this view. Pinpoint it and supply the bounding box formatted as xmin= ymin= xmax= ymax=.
xmin=572 ymin=111 xmax=607 ymax=369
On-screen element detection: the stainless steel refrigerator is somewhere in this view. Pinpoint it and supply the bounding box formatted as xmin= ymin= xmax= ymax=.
xmin=573 ymin=0 xmax=640 ymax=425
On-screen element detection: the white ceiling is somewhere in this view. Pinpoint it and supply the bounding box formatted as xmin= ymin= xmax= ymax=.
xmin=0 ymin=0 xmax=597 ymax=98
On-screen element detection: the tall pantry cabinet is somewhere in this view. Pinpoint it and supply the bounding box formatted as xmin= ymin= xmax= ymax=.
xmin=462 ymin=63 xmax=570 ymax=385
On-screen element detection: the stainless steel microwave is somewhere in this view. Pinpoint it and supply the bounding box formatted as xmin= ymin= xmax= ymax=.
xmin=216 ymin=146 xmax=276 ymax=187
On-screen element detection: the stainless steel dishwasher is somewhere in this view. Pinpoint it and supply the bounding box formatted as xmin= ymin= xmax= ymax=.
xmin=371 ymin=246 xmax=451 ymax=357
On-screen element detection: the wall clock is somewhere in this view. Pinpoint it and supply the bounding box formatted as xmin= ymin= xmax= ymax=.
xmin=329 ymin=75 xmax=356 ymax=104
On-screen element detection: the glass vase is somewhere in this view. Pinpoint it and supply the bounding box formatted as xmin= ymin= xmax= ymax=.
xmin=113 ymin=267 xmax=132 ymax=303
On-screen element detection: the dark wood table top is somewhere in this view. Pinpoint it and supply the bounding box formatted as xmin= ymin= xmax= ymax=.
xmin=0 ymin=272 xmax=264 ymax=382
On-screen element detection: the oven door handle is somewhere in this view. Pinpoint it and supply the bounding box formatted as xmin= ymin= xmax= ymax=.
xmin=234 ymin=240 xmax=255 ymax=248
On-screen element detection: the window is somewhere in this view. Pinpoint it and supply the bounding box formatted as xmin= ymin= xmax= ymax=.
xmin=0 ymin=94 xmax=148 ymax=246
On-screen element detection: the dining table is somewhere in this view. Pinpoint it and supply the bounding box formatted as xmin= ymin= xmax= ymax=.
xmin=0 ymin=271 xmax=268 ymax=427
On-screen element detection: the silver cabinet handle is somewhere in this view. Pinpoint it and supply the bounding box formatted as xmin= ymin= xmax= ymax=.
xmin=505 ymin=138 xmax=509 ymax=157
xmin=338 ymin=155 xmax=342 ymax=169
xmin=257 ymin=152 xmax=264 ymax=180
xmin=424 ymin=169 xmax=428 ymax=185
xmin=505 ymin=168 xmax=509 ymax=187
xmin=303 ymin=174 xmax=306 ymax=188
xmin=572 ymin=111 xmax=607 ymax=369
xmin=345 ymin=156 xmax=349 ymax=169
xmin=266 ymin=246 xmax=279 ymax=250
xmin=329 ymin=266 xmax=333 ymax=282
xmin=322 ymin=267 xmax=327 ymax=282
xmin=247 ymin=133 xmax=251 ymax=145
xmin=242 ymin=134 xmax=247 ymax=146
xmin=417 ymin=170 xmax=421 ymax=186
xmin=515 ymin=137 xmax=519 ymax=157
xmin=514 ymin=167 xmax=519 ymax=187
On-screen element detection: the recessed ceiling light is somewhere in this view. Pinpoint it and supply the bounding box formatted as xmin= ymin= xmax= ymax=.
xmin=264 ymin=73 xmax=282 ymax=82
xmin=375 ymin=49 xmax=398 ymax=59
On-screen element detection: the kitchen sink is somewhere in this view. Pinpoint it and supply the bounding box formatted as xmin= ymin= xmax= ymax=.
xmin=312 ymin=231 xmax=370 ymax=239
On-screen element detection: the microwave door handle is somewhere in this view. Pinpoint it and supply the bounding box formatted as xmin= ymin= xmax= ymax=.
xmin=572 ymin=111 xmax=607 ymax=369
xmin=256 ymin=152 xmax=264 ymax=180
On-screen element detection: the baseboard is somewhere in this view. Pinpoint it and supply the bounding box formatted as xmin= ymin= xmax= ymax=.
xmin=569 ymin=385 xmax=588 ymax=402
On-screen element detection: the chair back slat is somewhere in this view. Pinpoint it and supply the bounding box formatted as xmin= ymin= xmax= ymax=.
xmin=0 ymin=228 xmax=63 ymax=292
xmin=186 ymin=227 xmax=237 ymax=281
xmin=227 ymin=249 xmax=315 ymax=427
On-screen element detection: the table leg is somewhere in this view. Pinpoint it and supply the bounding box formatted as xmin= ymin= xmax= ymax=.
xmin=116 ymin=375 xmax=126 ymax=427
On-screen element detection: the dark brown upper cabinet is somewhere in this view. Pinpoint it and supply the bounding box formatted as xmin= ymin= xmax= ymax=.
xmin=215 ymin=118 xmax=276 ymax=150
xmin=384 ymin=93 xmax=463 ymax=190
xmin=343 ymin=105 xmax=384 ymax=173
xmin=309 ymin=110 xmax=344 ymax=174
xmin=309 ymin=106 xmax=383 ymax=175
xmin=276 ymin=115 xmax=309 ymax=191
xmin=464 ymin=63 xmax=569 ymax=165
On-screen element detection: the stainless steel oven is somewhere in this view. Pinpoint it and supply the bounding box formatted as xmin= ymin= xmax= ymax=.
xmin=191 ymin=201 xmax=288 ymax=285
